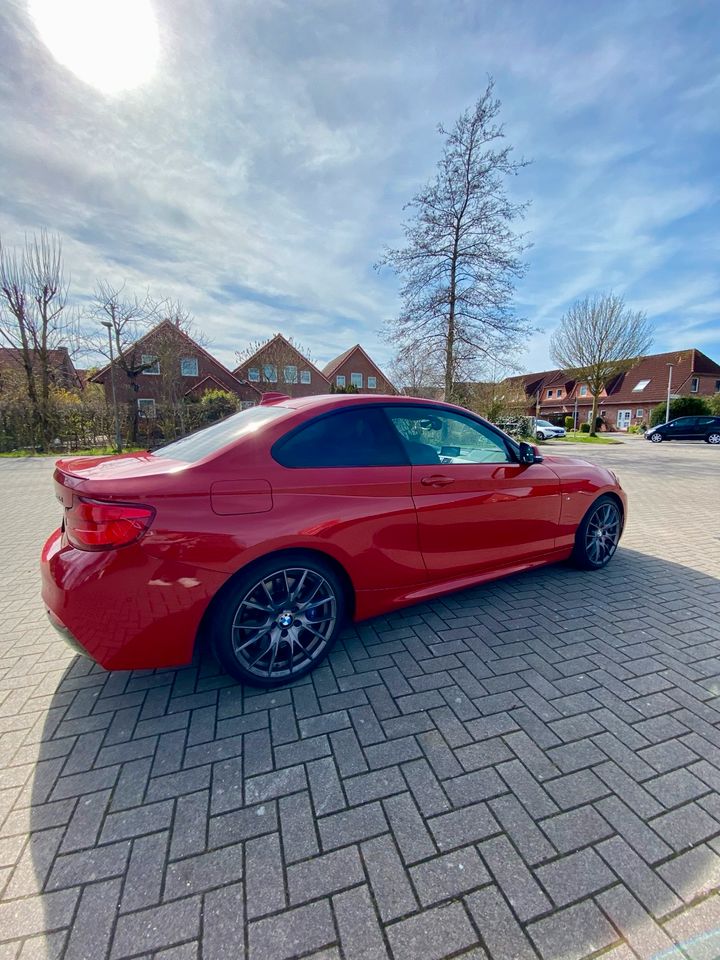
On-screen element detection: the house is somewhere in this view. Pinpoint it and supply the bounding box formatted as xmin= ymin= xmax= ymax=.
xmin=0 ymin=346 xmax=83 ymax=392
xmin=505 ymin=348 xmax=720 ymax=430
xmin=322 ymin=344 xmax=396 ymax=394
xmin=233 ymin=334 xmax=330 ymax=399
xmin=91 ymin=320 xmax=261 ymax=420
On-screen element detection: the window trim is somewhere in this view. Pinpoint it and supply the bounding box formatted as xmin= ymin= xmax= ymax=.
xmin=263 ymin=363 xmax=278 ymax=383
xmin=546 ymin=389 xmax=553 ymax=398
xmin=283 ymin=365 xmax=298 ymax=384
xmin=137 ymin=397 xmax=157 ymax=418
xmin=336 ymin=375 xmax=346 ymax=387
xmin=141 ymin=354 xmax=160 ymax=375
xmin=579 ymin=385 xmax=588 ymax=396
xmin=248 ymin=367 xmax=260 ymax=382
xmin=350 ymin=372 xmax=363 ymax=388
xmin=270 ymin=401 xmax=524 ymax=469
xmin=690 ymin=377 xmax=699 ymax=393
xmin=180 ymin=357 xmax=199 ymax=377
xmin=300 ymin=370 xmax=311 ymax=384
xmin=367 ymin=376 xmax=377 ymax=390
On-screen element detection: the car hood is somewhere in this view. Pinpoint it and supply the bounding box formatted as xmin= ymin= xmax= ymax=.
xmin=541 ymin=454 xmax=593 ymax=468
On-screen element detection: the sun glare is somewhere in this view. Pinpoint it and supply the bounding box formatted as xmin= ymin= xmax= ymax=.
xmin=29 ymin=0 xmax=160 ymax=95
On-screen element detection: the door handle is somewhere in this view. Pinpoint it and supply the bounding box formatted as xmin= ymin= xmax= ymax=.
xmin=420 ymin=475 xmax=455 ymax=487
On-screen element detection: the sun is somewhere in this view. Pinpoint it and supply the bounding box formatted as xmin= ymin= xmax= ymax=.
xmin=29 ymin=0 xmax=160 ymax=95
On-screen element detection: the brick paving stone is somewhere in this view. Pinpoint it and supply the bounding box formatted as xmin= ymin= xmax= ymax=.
xmin=465 ymin=886 xmax=540 ymax=960
xmin=409 ymin=846 xmax=490 ymax=906
xmin=248 ymin=901 xmax=335 ymax=960
xmin=528 ymin=901 xmax=618 ymax=960
xmin=3 ymin=450 xmax=720 ymax=960
xmin=361 ymin=834 xmax=418 ymax=922
xmin=387 ymin=902 xmax=478 ymax=960
xmin=480 ymin=835 xmax=551 ymax=921
xmin=333 ymin=885 xmax=389 ymax=960
xmin=535 ymin=847 xmax=615 ymax=907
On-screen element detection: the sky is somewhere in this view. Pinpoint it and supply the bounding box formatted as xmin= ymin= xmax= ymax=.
xmin=1 ymin=0 xmax=719 ymax=376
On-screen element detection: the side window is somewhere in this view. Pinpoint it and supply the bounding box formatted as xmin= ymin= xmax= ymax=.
xmin=385 ymin=406 xmax=511 ymax=465
xmin=273 ymin=408 xmax=408 ymax=468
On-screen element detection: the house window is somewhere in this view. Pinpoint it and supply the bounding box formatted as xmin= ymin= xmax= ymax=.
xmin=284 ymin=365 xmax=298 ymax=384
xmin=557 ymin=389 xmax=563 ymax=398
xmin=248 ymin=367 xmax=260 ymax=382
xmin=336 ymin=375 xmax=346 ymax=387
xmin=691 ymin=377 xmax=699 ymax=393
xmin=137 ymin=398 xmax=156 ymax=419
xmin=141 ymin=354 xmax=160 ymax=375
xmin=263 ymin=364 xmax=278 ymax=383
xmin=636 ymin=409 xmax=643 ymax=418
xmin=180 ymin=357 xmax=198 ymax=377
xmin=367 ymin=376 xmax=377 ymax=389
xmin=300 ymin=370 xmax=311 ymax=384
xmin=632 ymin=379 xmax=650 ymax=392
xmin=546 ymin=389 xmax=554 ymax=398
xmin=715 ymin=380 xmax=720 ymax=392
xmin=351 ymin=372 xmax=363 ymax=388
xmin=579 ymin=385 xmax=588 ymax=396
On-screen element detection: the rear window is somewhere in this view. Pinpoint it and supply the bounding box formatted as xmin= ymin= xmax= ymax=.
xmin=152 ymin=405 xmax=287 ymax=463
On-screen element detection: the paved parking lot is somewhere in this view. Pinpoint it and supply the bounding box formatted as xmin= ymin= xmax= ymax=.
xmin=1 ymin=439 xmax=719 ymax=960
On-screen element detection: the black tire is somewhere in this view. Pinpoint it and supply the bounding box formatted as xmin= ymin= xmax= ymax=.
xmin=210 ymin=553 xmax=346 ymax=687
xmin=571 ymin=495 xmax=623 ymax=570
xmin=706 ymin=432 xmax=720 ymax=445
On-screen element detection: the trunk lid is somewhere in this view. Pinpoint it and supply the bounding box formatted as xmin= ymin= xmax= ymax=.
xmin=53 ymin=452 xmax=190 ymax=505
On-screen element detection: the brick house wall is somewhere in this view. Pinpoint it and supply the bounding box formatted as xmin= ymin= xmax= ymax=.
xmin=233 ymin=334 xmax=330 ymax=399
xmin=322 ymin=345 xmax=396 ymax=394
xmin=91 ymin=321 xmax=261 ymax=418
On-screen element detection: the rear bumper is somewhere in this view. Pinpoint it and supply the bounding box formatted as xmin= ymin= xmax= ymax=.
xmin=41 ymin=528 xmax=226 ymax=670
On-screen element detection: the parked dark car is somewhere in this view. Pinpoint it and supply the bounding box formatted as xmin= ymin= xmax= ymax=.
xmin=645 ymin=416 xmax=720 ymax=444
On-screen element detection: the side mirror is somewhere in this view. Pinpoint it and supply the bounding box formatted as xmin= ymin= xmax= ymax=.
xmin=518 ymin=441 xmax=543 ymax=465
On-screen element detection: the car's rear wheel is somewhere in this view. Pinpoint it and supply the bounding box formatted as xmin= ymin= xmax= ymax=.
xmin=650 ymin=432 xmax=663 ymax=442
xmin=706 ymin=432 xmax=720 ymax=444
xmin=572 ymin=496 xmax=622 ymax=570
xmin=210 ymin=554 xmax=345 ymax=687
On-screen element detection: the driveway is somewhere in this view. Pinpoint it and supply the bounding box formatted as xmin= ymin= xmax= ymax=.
xmin=1 ymin=441 xmax=719 ymax=960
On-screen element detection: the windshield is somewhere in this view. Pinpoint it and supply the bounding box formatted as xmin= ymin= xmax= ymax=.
xmin=152 ymin=405 xmax=288 ymax=463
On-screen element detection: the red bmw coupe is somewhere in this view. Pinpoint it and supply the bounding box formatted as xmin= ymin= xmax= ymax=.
xmin=41 ymin=394 xmax=626 ymax=686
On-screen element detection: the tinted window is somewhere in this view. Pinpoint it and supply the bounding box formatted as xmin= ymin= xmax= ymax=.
xmin=671 ymin=418 xmax=697 ymax=428
xmin=273 ymin=408 xmax=408 ymax=468
xmin=386 ymin=406 xmax=511 ymax=464
xmin=153 ymin=405 xmax=287 ymax=463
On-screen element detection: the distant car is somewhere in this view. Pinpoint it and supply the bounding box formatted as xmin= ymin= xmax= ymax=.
xmin=42 ymin=394 xmax=626 ymax=687
xmin=645 ymin=416 xmax=720 ymax=444
xmin=535 ymin=419 xmax=566 ymax=440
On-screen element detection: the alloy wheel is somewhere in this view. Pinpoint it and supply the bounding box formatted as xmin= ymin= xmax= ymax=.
xmin=585 ymin=502 xmax=621 ymax=566
xmin=650 ymin=433 xmax=663 ymax=442
xmin=230 ymin=567 xmax=337 ymax=680
xmin=707 ymin=433 xmax=720 ymax=444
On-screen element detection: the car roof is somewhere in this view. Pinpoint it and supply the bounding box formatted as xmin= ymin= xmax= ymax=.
xmin=280 ymin=393 xmax=462 ymax=413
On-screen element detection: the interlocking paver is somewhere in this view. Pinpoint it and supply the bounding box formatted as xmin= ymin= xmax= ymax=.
xmin=1 ymin=445 xmax=720 ymax=959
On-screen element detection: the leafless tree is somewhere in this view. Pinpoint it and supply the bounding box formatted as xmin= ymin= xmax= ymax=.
xmin=0 ymin=231 xmax=79 ymax=450
xmin=388 ymin=341 xmax=444 ymax=398
xmin=378 ymin=79 xmax=532 ymax=403
xmin=550 ymin=293 xmax=653 ymax=436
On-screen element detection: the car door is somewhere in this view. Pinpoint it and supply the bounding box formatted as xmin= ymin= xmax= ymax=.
xmin=269 ymin=405 xmax=424 ymax=591
xmin=383 ymin=405 xmax=562 ymax=578
xmin=668 ymin=417 xmax=698 ymax=439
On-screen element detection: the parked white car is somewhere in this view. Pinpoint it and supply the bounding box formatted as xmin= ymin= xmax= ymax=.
xmin=535 ymin=418 xmax=566 ymax=440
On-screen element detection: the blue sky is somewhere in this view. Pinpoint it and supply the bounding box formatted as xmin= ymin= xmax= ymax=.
xmin=1 ymin=0 xmax=718 ymax=374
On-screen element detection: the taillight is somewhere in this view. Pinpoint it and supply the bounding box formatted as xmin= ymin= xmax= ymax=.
xmin=65 ymin=498 xmax=155 ymax=551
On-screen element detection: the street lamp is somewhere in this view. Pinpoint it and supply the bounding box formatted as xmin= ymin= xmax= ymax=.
xmin=101 ymin=321 xmax=122 ymax=453
xmin=665 ymin=362 xmax=674 ymax=425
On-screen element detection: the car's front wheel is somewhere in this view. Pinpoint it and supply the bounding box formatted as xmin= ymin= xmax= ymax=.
xmin=210 ymin=554 xmax=346 ymax=687
xmin=650 ymin=432 xmax=663 ymax=443
xmin=572 ymin=496 xmax=622 ymax=570
xmin=706 ymin=432 xmax=720 ymax=445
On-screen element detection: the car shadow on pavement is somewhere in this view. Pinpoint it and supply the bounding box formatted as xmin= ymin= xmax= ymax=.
xmin=11 ymin=547 xmax=720 ymax=959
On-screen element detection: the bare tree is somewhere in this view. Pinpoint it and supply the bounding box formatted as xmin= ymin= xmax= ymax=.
xmin=550 ymin=293 xmax=653 ymax=436
xmin=0 ymin=231 xmax=79 ymax=450
xmin=388 ymin=341 xmax=444 ymax=398
xmin=378 ymin=79 xmax=532 ymax=402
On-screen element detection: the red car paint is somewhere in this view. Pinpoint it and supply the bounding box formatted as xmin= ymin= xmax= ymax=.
xmin=41 ymin=394 xmax=626 ymax=671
